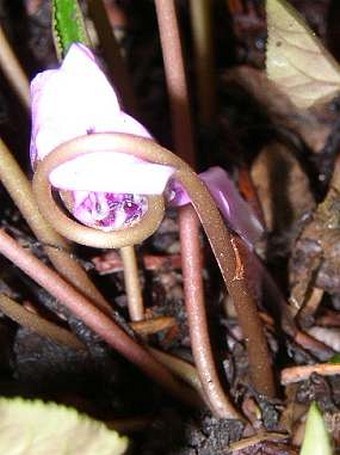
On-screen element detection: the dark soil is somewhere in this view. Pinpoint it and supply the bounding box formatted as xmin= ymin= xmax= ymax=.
xmin=0 ymin=0 xmax=339 ymax=453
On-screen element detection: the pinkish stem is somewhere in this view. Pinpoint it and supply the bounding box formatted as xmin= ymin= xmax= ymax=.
xmin=179 ymin=204 xmax=241 ymax=418
xmin=154 ymin=0 xmax=196 ymax=167
xmin=0 ymin=228 xmax=201 ymax=408
xmin=154 ymin=0 xmax=243 ymax=419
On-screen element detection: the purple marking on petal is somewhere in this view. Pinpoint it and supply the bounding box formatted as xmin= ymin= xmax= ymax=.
xmin=70 ymin=191 xmax=148 ymax=231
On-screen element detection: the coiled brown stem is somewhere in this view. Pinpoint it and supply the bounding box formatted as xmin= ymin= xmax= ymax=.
xmin=33 ymin=132 xmax=275 ymax=415
xmin=33 ymin=149 xmax=164 ymax=248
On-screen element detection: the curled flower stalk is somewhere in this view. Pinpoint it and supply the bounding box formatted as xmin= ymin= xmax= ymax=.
xmin=33 ymin=132 xmax=276 ymax=406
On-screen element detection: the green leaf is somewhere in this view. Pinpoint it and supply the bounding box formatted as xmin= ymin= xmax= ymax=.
xmin=266 ymin=0 xmax=340 ymax=109
xmin=0 ymin=397 xmax=128 ymax=454
xmin=52 ymin=0 xmax=91 ymax=61
xmin=328 ymin=353 xmax=340 ymax=364
xmin=300 ymin=402 xmax=332 ymax=455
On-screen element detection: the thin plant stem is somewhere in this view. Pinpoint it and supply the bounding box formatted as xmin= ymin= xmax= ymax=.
xmin=179 ymin=204 xmax=240 ymax=418
xmin=0 ymin=293 xmax=86 ymax=351
xmin=0 ymin=25 xmax=30 ymax=109
xmin=0 ymin=228 xmax=201 ymax=408
xmin=0 ymin=139 xmax=112 ymax=314
xmin=32 ymin=133 xmax=276 ymax=415
xmin=189 ymin=0 xmax=216 ymax=126
xmin=155 ymin=0 xmax=244 ymax=418
xmin=154 ymin=0 xmax=196 ymax=167
xmin=120 ymin=246 xmax=145 ymax=321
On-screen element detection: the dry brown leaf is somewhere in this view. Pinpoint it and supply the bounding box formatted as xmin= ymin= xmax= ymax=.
xmin=221 ymin=66 xmax=334 ymax=152
xmin=266 ymin=0 xmax=340 ymax=108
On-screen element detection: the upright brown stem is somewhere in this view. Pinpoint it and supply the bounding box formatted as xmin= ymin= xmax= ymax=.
xmin=154 ymin=0 xmax=196 ymax=167
xmin=179 ymin=205 xmax=241 ymax=418
xmin=155 ymin=0 xmax=242 ymax=418
xmin=120 ymin=246 xmax=145 ymax=321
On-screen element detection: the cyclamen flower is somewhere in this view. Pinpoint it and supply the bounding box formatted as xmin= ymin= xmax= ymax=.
xmin=30 ymin=43 xmax=175 ymax=230
xmin=31 ymin=43 xmax=263 ymax=245
xmin=169 ymin=167 xmax=264 ymax=248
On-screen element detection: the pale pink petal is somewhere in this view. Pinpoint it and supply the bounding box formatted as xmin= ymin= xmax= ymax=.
xmin=30 ymin=43 xmax=150 ymax=164
xmin=199 ymin=167 xmax=264 ymax=247
xmin=49 ymin=152 xmax=175 ymax=194
xmin=169 ymin=166 xmax=264 ymax=247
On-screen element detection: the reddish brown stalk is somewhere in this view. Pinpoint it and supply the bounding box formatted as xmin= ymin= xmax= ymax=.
xmin=0 ymin=25 xmax=30 ymax=108
xmin=155 ymin=0 xmax=244 ymax=419
xmin=179 ymin=204 xmax=240 ymax=418
xmin=0 ymin=228 xmax=201 ymax=408
xmin=155 ymin=0 xmax=275 ymax=400
xmin=154 ymin=0 xmax=196 ymax=167
xmin=224 ymin=237 xmax=276 ymax=396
